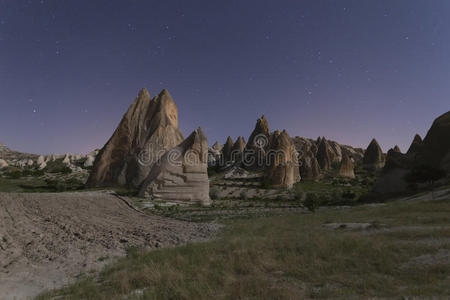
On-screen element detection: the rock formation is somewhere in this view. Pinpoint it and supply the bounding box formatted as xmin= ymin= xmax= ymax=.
xmin=208 ymin=142 xmax=223 ymax=168
xmin=338 ymin=153 xmax=355 ymax=179
xmin=139 ymin=128 xmax=210 ymax=206
xmin=212 ymin=141 xmax=222 ymax=151
xmin=392 ymin=145 xmax=401 ymax=153
xmin=374 ymin=111 xmax=450 ymax=195
xmin=316 ymin=137 xmax=331 ymax=170
xmin=37 ymin=156 xmax=45 ymax=165
xmin=87 ymin=88 xmax=184 ymax=188
xmin=244 ymin=115 xmax=270 ymax=170
xmin=230 ymin=136 xmax=246 ymax=163
xmin=417 ymin=111 xmax=450 ymax=171
xmin=363 ymin=138 xmax=385 ymax=170
xmin=407 ymin=134 xmax=422 ymax=154
xmin=299 ymin=155 xmax=321 ymax=180
xmin=264 ymin=130 xmax=300 ymax=188
xmin=0 ymin=159 xmax=8 ymax=169
xmin=221 ymin=136 xmax=234 ymax=166
xmin=83 ymin=155 xmax=95 ymax=167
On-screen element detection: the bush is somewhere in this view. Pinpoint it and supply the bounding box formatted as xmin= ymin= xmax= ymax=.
xmin=5 ymin=170 xmax=22 ymax=179
xmin=240 ymin=189 xmax=249 ymax=200
xmin=45 ymin=179 xmax=67 ymax=192
xmin=304 ymin=193 xmax=320 ymax=212
xmin=207 ymin=168 xmax=218 ymax=177
xmin=210 ymin=187 xmax=220 ymax=200
xmin=342 ymin=190 xmax=356 ymax=200
xmin=293 ymin=187 xmax=304 ymax=201
xmin=261 ymin=179 xmax=272 ymax=189
xmin=44 ymin=160 xmax=73 ymax=174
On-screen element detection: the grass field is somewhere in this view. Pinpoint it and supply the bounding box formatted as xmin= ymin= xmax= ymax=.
xmin=37 ymin=188 xmax=450 ymax=299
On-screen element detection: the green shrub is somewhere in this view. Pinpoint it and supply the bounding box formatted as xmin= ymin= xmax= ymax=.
xmin=210 ymin=187 xmax=220 ymax=200
xmin=240 ymin=189 xmax=249 ymax=200
xmin=44 ymin=160 xmax=72 ymax=174
xmin=304 ymin=193 xmax=320 ymax=212
xmin=261 ymin=179 xmax=272 ymax=189
xmin=342 ymin=190 xmax=356 ymax=200
xmin=5 ymin=170 xmax=22 ymax=179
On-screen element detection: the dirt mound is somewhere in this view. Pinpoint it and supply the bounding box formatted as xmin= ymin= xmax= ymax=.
xmin=0 ymin=192 xmax=219 ymax=299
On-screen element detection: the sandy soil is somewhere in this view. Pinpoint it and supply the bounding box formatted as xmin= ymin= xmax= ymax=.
xmin=0 ymin=191 xmax=219 ymax=299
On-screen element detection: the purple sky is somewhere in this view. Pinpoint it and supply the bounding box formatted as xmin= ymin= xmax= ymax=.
xmin=1 ymin=0 xmax=449 ymax=155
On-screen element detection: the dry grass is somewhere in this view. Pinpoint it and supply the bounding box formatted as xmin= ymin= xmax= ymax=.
xmin=37 ymin=196 xmax=450 ymax=299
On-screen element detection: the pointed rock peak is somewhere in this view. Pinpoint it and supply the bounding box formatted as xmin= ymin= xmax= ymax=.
xmin=369 ymin=138 xmax=379 ymax=146
xmin=153 ymin=89 xmax=175 ymax=106
xmin=232 ymin=136 xmax=246 ymax=152
xmin=212 ymin=141 xmax=222 ymax=150
xmin=407 ymin=133 xmax=423 ymax=154
xmin=412 ymin=134 xmax=422 ymax=144
xmin=257 ymin=115 xmax=269 ymax=130
xmin=159 ymin=88 xmax=170 ymax=96
xmin=367 ymin=138 xmax=382 ymax=152
xmin=236 ymin=136 xmax=246 ymax=144
xmin=225 ymin=136 xmax=233 ymax=145
xmin=393 ymin=145 xmax=401 ymax=153
xmin=363 ymin=138 xmax=385 ymax=169
xmin=138 ymin=88 xmax=150 ymax=99
xmin=196 ymin=127 xmax=207 ymax=140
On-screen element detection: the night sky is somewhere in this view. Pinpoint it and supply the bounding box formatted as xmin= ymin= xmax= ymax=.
xmin=1 ymin=0 xmax=449 ymax=155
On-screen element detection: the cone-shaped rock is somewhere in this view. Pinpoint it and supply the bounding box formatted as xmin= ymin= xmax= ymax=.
xmin=212 ymin=141 xmax=222 ymax=151
xmin=230 ymin=136 xmax=246 ymax=163
xmin=244 ymin=115 xmax=270 ymax=170
xmin=316 ymin=137 xmax=331 ymax=170
xmin=338 ymin=153 xmax=355 ymax=178
xmin=407 ymin=134 xmax=422 ymax=154
xmin=374 ymin=111 xmax=450 ymax=194
xmin=299 ymin=153 xmax=321 ymax=180
xmin=392 ymin=145 xmax=401 ymax=153
xmin=87 ymin=89 xmax=184 ymax=188
xmin=363 ymin=138 xmax=385 ymax=170
xmin=221 ymin=136 xmax=234 ymax=164
xmin=419 ymin=110 xmax=450 ymax=171
xmin=265 ymin=130 xmax=300 ymax=188
xmin=139 ymin=127 xmax=210 ymax=205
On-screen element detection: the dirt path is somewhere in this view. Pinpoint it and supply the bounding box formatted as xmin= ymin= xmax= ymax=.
xmin=0 ymin=192 xmax=219 ymax=299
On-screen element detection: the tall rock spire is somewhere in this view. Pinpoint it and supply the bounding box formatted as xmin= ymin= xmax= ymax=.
xmin=87 ymin=88 xmax=184 ymax=188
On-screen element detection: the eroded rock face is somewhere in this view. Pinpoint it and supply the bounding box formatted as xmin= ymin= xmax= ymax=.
xmin=83 ymin=155 xmax=95 ymax=168
xmin=316 ymin=137 xmax=331 ymax=170
xmin=230 ymin=136 xmax=246 ymax=163
xmin=87 ymin=89 xmax=184 ymax=188
xmin=265 ymin=130 xmax=300 ymax=188
xmin=407 ymin=134 xmax=423 ymax=155
xmin=0 ymin=159 xmax=8 ymax=169
xmin=392 ymin=145 xmax=401 ymax=153
xmin=418 ymin=111 xmax=450 ymax=171
xmin=299 ymin=154 xmax=321 ymax=180
xmin=338 ymin=153 xmax=355 ymax=179
xmin=363 ymin=138 xmax=385 ymax=170
xmin=212 ymin=141 xmax=222 ymax=151
xmin=139 ymin=128 xmax=210 ymax=206
xmin=244 ymin=115 xmax=270 ymax=170
xmin=221 ymin=136 xmax=234 ymax=166
xmin=374 ymin=111 xmax=450 ymax=195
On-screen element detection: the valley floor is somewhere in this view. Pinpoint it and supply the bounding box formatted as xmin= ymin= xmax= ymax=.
xmin=35 ymin=187 xmax=450 ymax=299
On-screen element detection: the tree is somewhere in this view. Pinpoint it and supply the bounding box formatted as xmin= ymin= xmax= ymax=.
xmin=304 ymin=193 xmax=320 ymax=212
xmin=404 ymin=165 xmax=446 ymax=199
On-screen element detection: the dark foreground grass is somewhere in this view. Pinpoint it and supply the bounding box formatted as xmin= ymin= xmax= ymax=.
xmin=37 ymin=198 xmax=450 ymax=299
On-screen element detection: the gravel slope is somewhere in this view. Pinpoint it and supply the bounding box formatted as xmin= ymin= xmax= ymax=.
xmin=0 ymin=191 xmax=219 ymax=299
